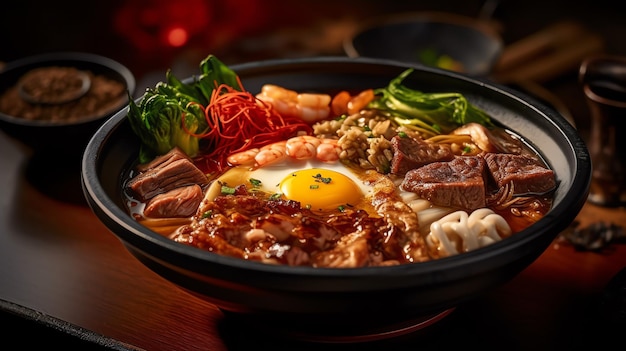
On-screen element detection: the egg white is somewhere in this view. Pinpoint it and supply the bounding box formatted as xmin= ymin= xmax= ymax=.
xmin=205 ymin=157 xmax=376 ymax=211
xmin=251 ymin=158 xmax=373 ymax=196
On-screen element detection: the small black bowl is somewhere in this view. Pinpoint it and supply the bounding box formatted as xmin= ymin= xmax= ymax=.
xmin=82 ymin=57 xmax=590 ymax=341
xmin=344 ymin=12 xmax=503 ymax=77
xmin=0 ymin=52 xmax=135 ymax=204
xmin=0 ymin=52 xmax=135 ymax=156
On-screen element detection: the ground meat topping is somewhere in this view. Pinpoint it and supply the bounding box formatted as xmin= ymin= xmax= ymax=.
xmin=171 ymin=189 xmax=430 ymax=267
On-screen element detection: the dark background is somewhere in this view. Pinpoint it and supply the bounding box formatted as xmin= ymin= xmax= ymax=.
xmin=1 ymin=0 xmax=625 ymax=133
xmin=2 ymin=1 xmax=624 ymax=76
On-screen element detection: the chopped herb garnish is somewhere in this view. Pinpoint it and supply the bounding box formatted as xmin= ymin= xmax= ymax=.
xmin=310 ymin=184 xmax=320 ymax=189
xmin=338 ymin=205 xmax=346 ymax=212
xmin=201 ymin=210 xmax=212 ymax=218
xmin=398 ymin=131 xmax=407 ymax=138
xmin=221 ymin=185 xmax=236 ymax=195
xmin=269 ymin=193 xmax=282 ymax=200
xmin=249 ymin=178 xmax=262 ymax=187
xmin=312 ymin=173 xmax=331 ymax=184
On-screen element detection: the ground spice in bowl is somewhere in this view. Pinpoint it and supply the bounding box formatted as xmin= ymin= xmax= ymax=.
xmin=0 ymin=65 xmax=126 ymax=123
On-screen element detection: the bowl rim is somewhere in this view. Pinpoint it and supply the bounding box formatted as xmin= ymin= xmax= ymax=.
xmin=0 ymin=51 xmax=136 ymax=127
xmin=82 ymin=56 xmax=590 ymax=285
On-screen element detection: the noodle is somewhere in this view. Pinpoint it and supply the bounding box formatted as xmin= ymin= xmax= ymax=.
xmin=426 ymin=209 xmax=512 ymax=258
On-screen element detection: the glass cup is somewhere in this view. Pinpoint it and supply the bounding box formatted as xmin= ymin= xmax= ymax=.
xmin=579 ymin=55 xmax=626 ymax=206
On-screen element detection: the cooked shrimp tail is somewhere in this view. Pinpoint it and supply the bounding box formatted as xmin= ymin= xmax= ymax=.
xmin=256 ymin=84 xmax=331 ymax=124
xmin=286 ymin=135 xmax=321 ymax=160
xmin=316 ymin=139 xmax=341 ymax=163
xmin=227 ymin=148 xmax=260 ymax=166
xmin=255 ymin=141 xmax=288 ymax=167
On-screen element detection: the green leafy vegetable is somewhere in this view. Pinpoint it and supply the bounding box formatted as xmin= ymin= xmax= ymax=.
xmin=195 ymin=55 xmax=242 ymax=102
xmin=368 ymin=68 xmax=493 ymax=135
xmin=126 ymin=55 xmax=240 ymax=163
xmin=221 ymin=185 xmax=236 ymax=195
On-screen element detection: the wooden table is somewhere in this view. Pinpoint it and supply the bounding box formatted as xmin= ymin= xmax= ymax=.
xmin=1 ymin=125 xmax=625 ymax=350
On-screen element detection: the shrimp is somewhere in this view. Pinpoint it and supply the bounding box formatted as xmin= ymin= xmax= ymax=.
xmin=331 ymin=90 xmax=351 ymax=116
xmin=330 ymin=89 xmax=376 ymax=116
xmin=227 ymin=148 xmax=259 ymax=166
xmin=256 ymin=84 xmax=331 ymax=124
xmin=226 ymin=141 xmax=288 ymax=167
xmin=296 ymin=93 xmax=331 ymax=123
xmin=451 ymin=122 xmax=522 ymax=154
xmin=286 ymin=135 xmax=341 ymax=163
xmin=255 ymin=141 xmax=288 ymax=167
xmin=316 ymin=139 xmax=341 ymax=163
xmin=347 ymin=89 xmax=375 ymax=115
xmin=256 ymin=84 xmax=298 ymax=117
xmin=286 ymin=135 xmax=321 ymax=160
xmin=227 ymin=136 xmax=340 ymax=168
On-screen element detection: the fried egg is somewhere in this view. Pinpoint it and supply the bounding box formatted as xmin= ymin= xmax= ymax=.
xmin=207 ymin=158 xmax=376 ymax=213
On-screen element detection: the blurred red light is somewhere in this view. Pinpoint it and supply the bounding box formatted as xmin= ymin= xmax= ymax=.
xmin=113 ymin=0 xmax=267 ymax=53
xmin=166 ymin=27 xmax=189 ymax=47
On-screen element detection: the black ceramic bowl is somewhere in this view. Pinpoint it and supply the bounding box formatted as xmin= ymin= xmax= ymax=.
xmin=344 ymin=12 xmax=503 ymax=77
xmin=0 ymin=52 xmax=135 ymax=155
xmin=1 ymin=52 xmax=135 ymax=204
xmin=81 ymin=57 xmax=590 ymax=341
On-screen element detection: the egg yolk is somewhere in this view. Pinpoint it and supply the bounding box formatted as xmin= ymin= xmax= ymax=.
xmin=278 ymin=168 xmax=363 ymax=212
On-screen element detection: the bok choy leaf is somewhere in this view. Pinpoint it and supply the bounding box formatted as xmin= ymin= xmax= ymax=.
xmin=127 ymin=55 xmax=239 ymax=163
xmin=368 ymin=68 xmax=494 ymax=135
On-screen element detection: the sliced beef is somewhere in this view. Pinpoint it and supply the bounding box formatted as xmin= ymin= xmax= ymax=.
xmin=143 ymin=184 xmax=203 ymax=218
xmin=136 ymin=146 xmax=190 ymax=173
xmin=390 ymin=135 xmax=455 ymax=176
xmin=484 ymin=153 xmax=556 ymax=194
xmin=128 ymin=149 xmax=207 ymax=201
xmin=401 ymin=156 xmax=487 ymax=211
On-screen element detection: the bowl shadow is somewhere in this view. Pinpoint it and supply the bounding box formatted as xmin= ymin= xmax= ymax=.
xmin=23 ymin=149 xmax=87 ymax=206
